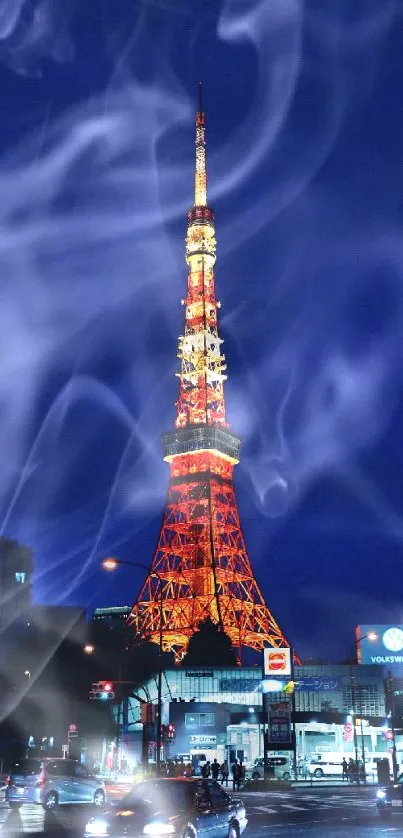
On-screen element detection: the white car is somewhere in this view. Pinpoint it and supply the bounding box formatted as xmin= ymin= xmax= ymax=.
xmin=308 ymin=757 xmax=343 ymax=778
xmin=246 ymin=756 xmax=293 ymax=781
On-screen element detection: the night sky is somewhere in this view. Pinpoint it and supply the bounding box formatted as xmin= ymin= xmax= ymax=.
xmin=1 ymin=0 xmax=403 ymax=663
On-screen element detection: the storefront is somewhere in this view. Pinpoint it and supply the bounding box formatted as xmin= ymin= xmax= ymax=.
xmin=115 ymin=663 xmax=391 ymax=770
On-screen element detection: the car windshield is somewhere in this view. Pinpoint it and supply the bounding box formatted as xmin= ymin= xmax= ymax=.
xmin=121 ymin=782 xmax=194 ymax=813
xmin=11 ymin=759 xmax=41 ymax=776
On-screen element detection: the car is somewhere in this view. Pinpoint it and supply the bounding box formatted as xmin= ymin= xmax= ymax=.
xmin=377 ymin=773 xmax=403 ymax=819
xmin=5 ymin=757 xmax=106 ymax=810
xmin=85 ymin=777 xmax=247 ymax=838
xmin=245 ymin=756 xmax=292 ymax=781
xmin=307 ymin=757 xmax=343 ymax=778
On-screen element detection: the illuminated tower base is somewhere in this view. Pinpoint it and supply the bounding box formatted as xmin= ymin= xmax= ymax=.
xmin=129 ymin=432 xmax=288 ymax=660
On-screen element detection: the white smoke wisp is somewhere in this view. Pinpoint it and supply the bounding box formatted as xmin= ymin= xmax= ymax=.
xmin=228 ymin=228 xmax=403 ymax=521
xmin=214 ymin=0 xmax=399 ymax=250
xmin=0 ymin=0 xmax=75 ymax=76
xmin=215 ymin=0 xmax=403 ymax=526
xmin=0 ymin=80 xmax=194 ymax=712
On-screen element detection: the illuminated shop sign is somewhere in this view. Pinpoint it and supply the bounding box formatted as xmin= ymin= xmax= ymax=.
xmin=267 ymin=701 xmax=292 ymax=749
xmin=186 ymin=672 xmax=213 ymax=678
xmin=189 ymin=735 xmax=217 ymax=746
xmin=295 ymin=678 xmax=340 ymax=691
xmin=263 ymin=647 xmax=291 ymax=677
xmin=358 ymin=625 xmax=403 ymax=665
xmin=220 ymin=678 xmax=261 ymax=692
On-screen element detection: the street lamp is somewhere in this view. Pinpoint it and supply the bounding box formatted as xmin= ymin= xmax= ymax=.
xmin=84 ymin=644 xmax=95 ymax=655
xmin=24 ymin=670 xmax=31 ymax=680
xmin=101 ymin=557 xmax=164 ymax=774
xmin=350 ymin=632 xmax=378 ymax=784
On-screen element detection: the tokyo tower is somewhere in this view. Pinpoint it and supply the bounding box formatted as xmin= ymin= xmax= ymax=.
xmin=128 ymin=85 xmax=290 ymax=660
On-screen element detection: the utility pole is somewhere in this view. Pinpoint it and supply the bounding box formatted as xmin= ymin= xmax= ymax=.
xmin=101 ymin=558 xmax=164 ymax=774
xmin=349 ymin=664 xmax=360 ymax=785
xmin=387 ymin=671 xmax=398 ymax=782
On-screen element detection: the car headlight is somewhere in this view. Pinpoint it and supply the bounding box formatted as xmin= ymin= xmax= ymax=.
xmin=85 ymin=819 xmax=109 ymax=835
xmin=143 ymin=823 xmax=175 ymax=835
xmin=376 ymin=790 xmax=387 ymax=800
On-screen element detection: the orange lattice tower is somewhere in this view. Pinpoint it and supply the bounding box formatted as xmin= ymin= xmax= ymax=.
xmin=128 ymin=84 xmax=290 ymax=660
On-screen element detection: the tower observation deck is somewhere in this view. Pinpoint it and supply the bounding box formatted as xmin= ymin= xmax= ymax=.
xmin=127 ymin=84 xmax=290 ymax=660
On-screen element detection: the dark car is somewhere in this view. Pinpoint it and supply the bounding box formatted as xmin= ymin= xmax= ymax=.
xmin=377 ymin=773 xmax=403 ymax=818
xmin=85 ymin=777 xmax=247 ymax=838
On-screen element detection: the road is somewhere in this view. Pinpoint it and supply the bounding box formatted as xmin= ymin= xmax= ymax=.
xmin=0 ymin=785 xmax=399 ymax=836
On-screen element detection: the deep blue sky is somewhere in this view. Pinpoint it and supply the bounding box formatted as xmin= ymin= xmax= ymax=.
xmin=1 ymin=0 xmax=403 ymax=662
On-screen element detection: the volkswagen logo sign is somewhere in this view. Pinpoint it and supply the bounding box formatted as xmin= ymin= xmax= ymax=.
xmin=383 ymin=627 xmax=403 ymax=652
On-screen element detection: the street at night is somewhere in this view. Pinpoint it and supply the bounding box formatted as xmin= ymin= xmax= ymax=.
xmin=0 ymin=786 xmax=398 ymax=836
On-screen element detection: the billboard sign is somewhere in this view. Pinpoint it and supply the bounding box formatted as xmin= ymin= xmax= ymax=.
xmin=358 ymin=625 xmax=403 ymax=665
xmin=263 ymin=647 xmax=291 ymax=677
xmin=295 ymin=677 xmax=340 ymax=691
xmin=267 ymin=700 xmax=292 ymax=749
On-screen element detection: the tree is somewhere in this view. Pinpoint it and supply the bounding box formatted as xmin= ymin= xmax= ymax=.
xmin=182 ymin=618 xmax=238 ymax=667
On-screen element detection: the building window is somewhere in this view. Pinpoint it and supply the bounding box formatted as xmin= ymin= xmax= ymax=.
xmin=199 ymin=713 xmax=215 ymax=726
xmin=342 ymin=685 xmax=381 ymax=716
xmin=185 ymin=712 xmax=215 ymax=727
xmin=15 ymin=572 xmax=26 ymax=584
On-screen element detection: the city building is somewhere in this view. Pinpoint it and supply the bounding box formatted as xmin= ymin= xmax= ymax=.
xmin=91 ymin=606 xmax=131 ymax=637
xmin=113 ymin=663 xmax=392 ymax=773
xmin=0 ymin=537 xmax=32 ymax=633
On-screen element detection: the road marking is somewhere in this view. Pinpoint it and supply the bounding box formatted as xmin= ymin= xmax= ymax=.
xmin=282 ymin=804 xmax=306 ymax=810
xmin=254 ymin=806 xmax=277 ymax=814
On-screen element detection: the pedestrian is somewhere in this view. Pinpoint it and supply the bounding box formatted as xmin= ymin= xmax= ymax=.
xmin=211 ymin=758 xmax=220 ymax=780
xmin=342 ymin=757 xmax=348 ymax=781
xmin=185 ymin=762 xmax=193 ymax=778
xmin=201 ymin=761 xmax=210 ymax=779
xmin=348 ymin=758 xmax=355 ymax=783
xmin=231 ymin=760 xmax=239 ymax=791
xmin=221 ymin=762 xmax=229 ymax=786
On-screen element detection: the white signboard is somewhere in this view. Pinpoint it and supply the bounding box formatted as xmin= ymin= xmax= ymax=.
xmin=263 ymin=647 xmax=291 ymax=677
xmin=189 ymin=735 xmax=217 ymax=746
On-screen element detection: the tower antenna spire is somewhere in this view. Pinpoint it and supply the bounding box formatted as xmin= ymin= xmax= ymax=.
xmin=194 ymin=82 xmax=207 ymax=206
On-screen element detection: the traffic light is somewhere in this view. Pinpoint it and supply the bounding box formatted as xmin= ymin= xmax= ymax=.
xmin=89 ymin=681 xmax=115 ymax=700
xmin=167 ymin=723 xmax=176 ymax=741
xmin=100 ymin=682 xmax=114 ymax=700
